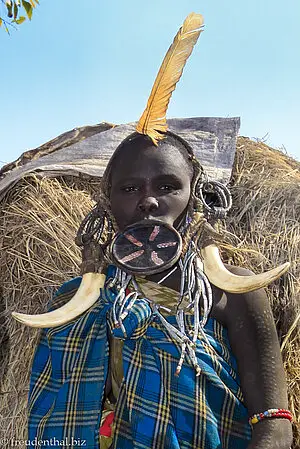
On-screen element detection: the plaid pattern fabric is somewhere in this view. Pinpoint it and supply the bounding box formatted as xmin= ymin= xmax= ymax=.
xmin=28 ymin=266 xmax=252 ymax=448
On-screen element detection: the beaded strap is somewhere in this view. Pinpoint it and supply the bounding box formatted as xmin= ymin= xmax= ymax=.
xmin=249 ymin=408 xmax=293 ymax=425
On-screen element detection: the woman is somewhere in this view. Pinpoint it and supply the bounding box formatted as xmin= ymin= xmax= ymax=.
xmin=13 ymin=12 xmax=293 ymax=449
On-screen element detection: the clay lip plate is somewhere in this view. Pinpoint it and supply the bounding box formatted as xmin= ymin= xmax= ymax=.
xmin=110 ymin=219 xmax=183 ymax=275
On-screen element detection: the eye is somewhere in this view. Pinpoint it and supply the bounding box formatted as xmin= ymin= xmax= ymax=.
xmin=122 ymin=185 xmax=139 ymax=193
xmin=159 ymin=184 xmax=176 ymax=191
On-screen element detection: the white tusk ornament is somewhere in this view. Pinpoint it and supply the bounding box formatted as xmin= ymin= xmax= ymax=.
xmin=12 ymin=245 xmax=290 ymax=328
xmin=12 ymin=273 xmax=105 ymax=328
xmin=201 ymin=244 xmax=290 ymax=294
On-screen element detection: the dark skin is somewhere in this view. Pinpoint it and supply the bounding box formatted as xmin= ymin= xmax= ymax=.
xmin=109 ymin=140 xmax=293 ymax=449
xmin=110 ymin=142 xmax=192 ymax=230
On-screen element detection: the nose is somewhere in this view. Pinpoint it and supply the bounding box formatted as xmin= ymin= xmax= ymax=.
xmin=138 ymin=196 xmax=159 ymax=213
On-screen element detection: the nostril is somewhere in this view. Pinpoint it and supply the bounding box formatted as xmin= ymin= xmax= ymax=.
xmin=138 ymin=197 xmax=159 ymax=212
xmin=149 ymin=200 xmax=159 ymax=211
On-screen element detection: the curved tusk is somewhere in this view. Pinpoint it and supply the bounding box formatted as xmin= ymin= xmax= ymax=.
xmin=12 ymin=272 xmax=106 ymax=328
xmin=201 ymin=244 xmax=290 ymax=293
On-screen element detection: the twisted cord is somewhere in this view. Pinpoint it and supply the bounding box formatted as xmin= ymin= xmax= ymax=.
xmin=196 ymin=180 xmax=232 ymax=220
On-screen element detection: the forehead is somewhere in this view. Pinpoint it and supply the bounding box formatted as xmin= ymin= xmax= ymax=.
xmin=110 ymin=141 xmax=192 ymax=181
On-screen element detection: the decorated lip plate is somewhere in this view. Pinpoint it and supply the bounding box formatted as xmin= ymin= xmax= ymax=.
xmin=110 ymin=220 xmax=183 ymax=275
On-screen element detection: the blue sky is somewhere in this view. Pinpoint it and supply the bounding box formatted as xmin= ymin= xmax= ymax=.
xmin=1 ymin=0 xmax=299 ymax=167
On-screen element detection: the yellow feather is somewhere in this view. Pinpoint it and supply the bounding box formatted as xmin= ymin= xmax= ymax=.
xmin=136 ymin=12 xmax=204 ymax=145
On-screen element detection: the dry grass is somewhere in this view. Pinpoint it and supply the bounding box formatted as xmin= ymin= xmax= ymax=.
xmin=0 ymin=137 xmax=299 ymax=447
xmin=0 ymin=176 xmax=95 ymax=442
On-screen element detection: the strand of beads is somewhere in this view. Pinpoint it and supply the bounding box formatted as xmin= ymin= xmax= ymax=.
xmin=249 ymin=408 xmax=293 ymax=425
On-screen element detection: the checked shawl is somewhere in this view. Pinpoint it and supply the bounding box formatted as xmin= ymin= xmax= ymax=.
xmin=28 ymin=266 xmax=252 ymax=449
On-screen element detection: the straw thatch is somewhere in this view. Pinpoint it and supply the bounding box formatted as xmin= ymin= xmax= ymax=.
xmin=0 ymin=136 xmax=299 ymax=447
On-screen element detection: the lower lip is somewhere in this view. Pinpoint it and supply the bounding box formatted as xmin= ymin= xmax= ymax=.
xmin=135 ymin=217 xmax=165 ymax=225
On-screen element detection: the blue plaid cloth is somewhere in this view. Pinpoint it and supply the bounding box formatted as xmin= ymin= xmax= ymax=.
xmin=28 ymin=266 xmax=252 ymax=448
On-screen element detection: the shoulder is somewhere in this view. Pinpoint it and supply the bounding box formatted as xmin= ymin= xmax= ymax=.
xmin=210 ymin=264 xmax=264 ymax=325
xmin=220 ymin=264 xmax=271 ymax=327
xmin=224 ymin=263 xmax=255 ymax=277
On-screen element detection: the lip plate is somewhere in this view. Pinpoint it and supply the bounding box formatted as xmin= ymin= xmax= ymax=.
xmin=110 ymin=220 xmax=183 ymax=276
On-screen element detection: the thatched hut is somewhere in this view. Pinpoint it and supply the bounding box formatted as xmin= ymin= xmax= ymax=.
xmin=0 ymin=120 xmax=299 ymax=448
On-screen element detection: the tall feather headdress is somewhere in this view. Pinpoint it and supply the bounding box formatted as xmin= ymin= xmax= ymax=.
xmin=136 ymin=12 xmax=204 ymax=145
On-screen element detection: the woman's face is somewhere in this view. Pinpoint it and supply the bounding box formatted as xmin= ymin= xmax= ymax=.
xmin=109 ymin=140 xmax=193 ymax=231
